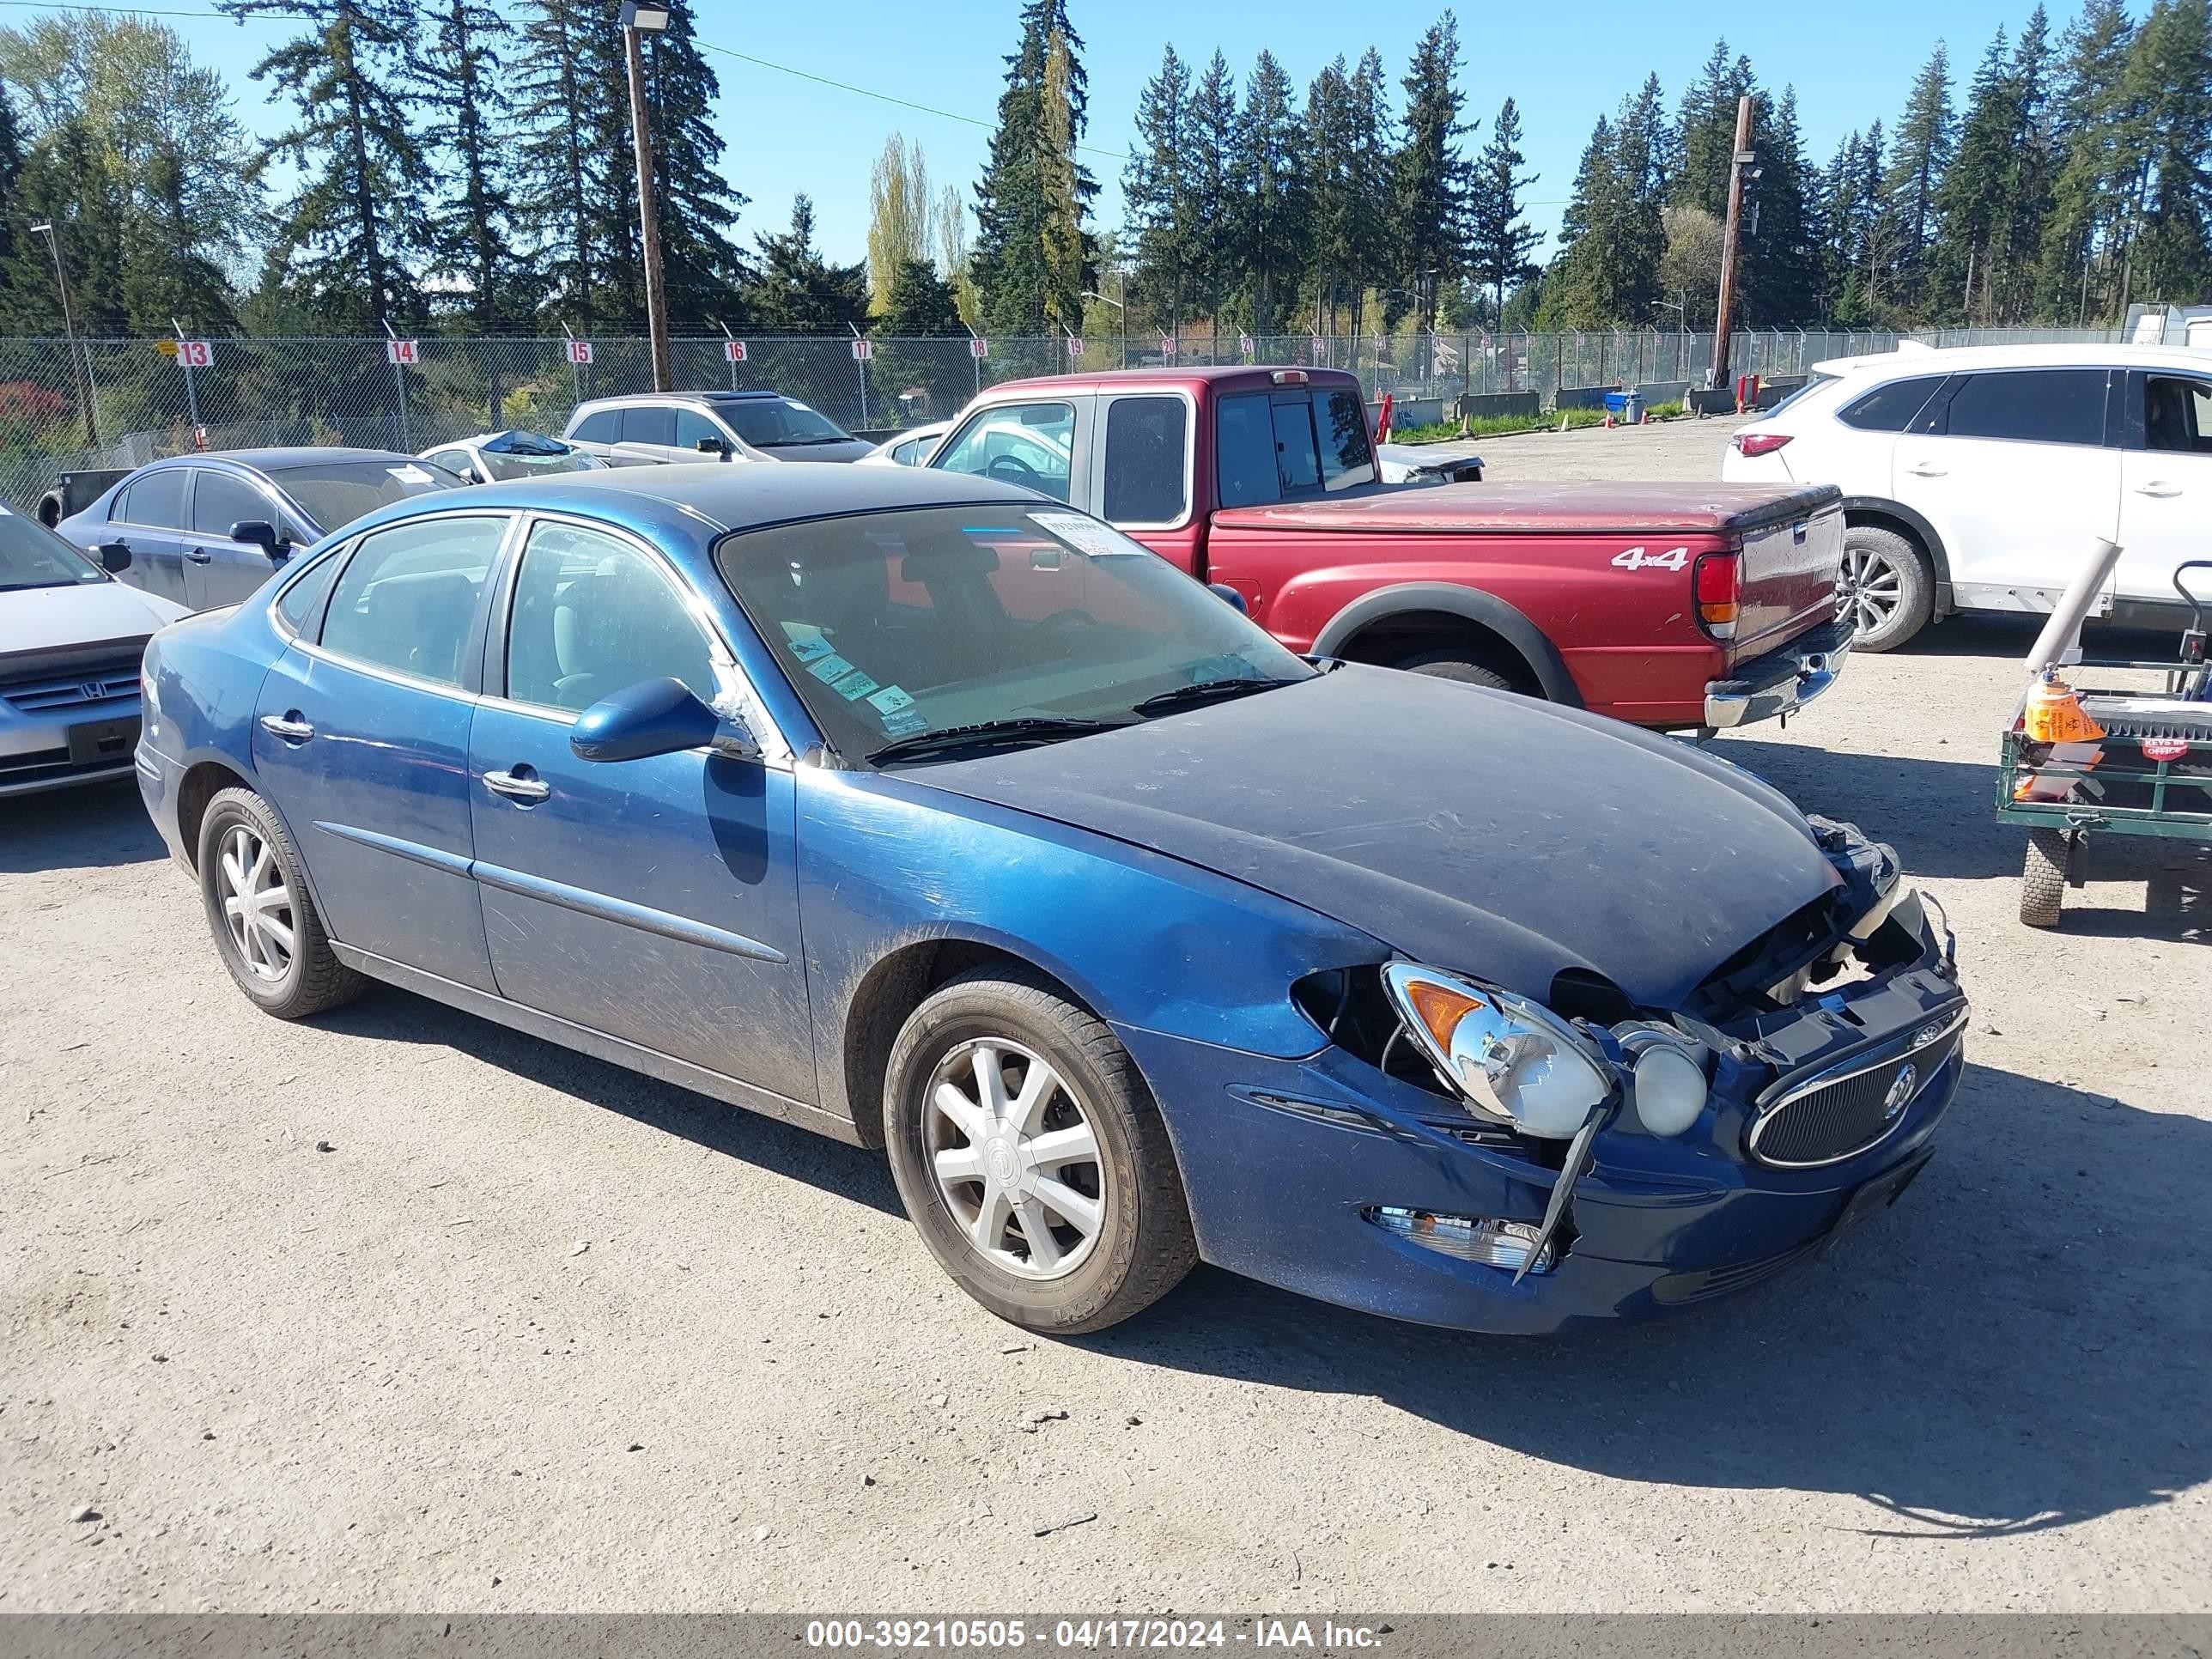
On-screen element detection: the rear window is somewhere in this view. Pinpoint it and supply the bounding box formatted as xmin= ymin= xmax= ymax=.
xmin=1318 ymin=388 xmax=1376 ymax=486
xmin=1942 ymin=369 xmax=2108 ymax=447
xmin=265 ymin=459 xmax=462 ymax=535
xmin=1216 ymin=395 xmax=1279 ymax=507
xmin=1837 ymin=374 xmax=1947 ymax=432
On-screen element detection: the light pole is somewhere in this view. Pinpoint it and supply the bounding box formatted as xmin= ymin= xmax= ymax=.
xmin=31 ymin=222 xmax=98 ymax=447
xmin=620 ymin=0 xmax=674 ymax=393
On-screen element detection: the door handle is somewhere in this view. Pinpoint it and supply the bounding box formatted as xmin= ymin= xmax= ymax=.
xmin=2134 ymin=481 xmax=2182 ymax=498
xmin=1905 ymin=462 xmax=1948 ymax=477
xmin=259 ymin=713 xmax=314 ymax=742
xmin=185 ymin=547 xmax=213 ymax=563
xmin=483 ymin=769 xmax=551 ymax=803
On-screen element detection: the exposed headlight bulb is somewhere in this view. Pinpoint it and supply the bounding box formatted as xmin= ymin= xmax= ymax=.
xmin=1382 ymin=963 xmax=1616 ymax=1139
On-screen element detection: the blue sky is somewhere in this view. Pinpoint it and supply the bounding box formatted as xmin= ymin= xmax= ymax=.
xmin=167 ymin=0 xmax=2076 ymax=270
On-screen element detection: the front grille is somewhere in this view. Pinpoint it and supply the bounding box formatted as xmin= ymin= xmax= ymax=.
xmin=1748 ymin=1017 xmax=1965 ymax=1169
xmin=1 ymin=659 xmax=141 ymax=714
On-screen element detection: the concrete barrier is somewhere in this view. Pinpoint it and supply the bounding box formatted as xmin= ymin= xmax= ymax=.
xmin=1553 ymin=385 xmax=1614 ymax=411
xmin=1634 ymin=380 xmax=1692 ymax=409
xmin=1457 ymin=391 xmax=1540 ymax=422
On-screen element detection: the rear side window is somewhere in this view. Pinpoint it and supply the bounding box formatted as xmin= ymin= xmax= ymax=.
xmin=318 ymin=516 xmax=507 ymax=687
xmin=1942 ymin=370 xmax=2108 ymax=447
xmin=1216 ymin=394 xmax=1279 ymax=507
xmin=1838 ymin=375 xmax=1948 ymax=433
xmin=119 ymin=469 xmax=186 ymax=528
xmin=273 ymin=549 xmax=343 ymax=635
xmin=1318 ymin=388 xmax=1376 ymax=487
xmin=1102 ymin=396 xmax=1189 ymax=524
xmin=2144 ymin=374 xmax=2212 ymax=454
xmin=621 ymin=404 xmax=677 ymax=446
xmin=572 ymin=409 xmax=621 ymax=444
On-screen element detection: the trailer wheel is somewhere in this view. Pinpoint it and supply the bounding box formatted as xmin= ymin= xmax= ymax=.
xmin=2021 ymin=830 xmax=2070 ymax=928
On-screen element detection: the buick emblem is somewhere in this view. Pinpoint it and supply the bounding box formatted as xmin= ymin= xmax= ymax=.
xmin=1882 ymin=1064 xmax=1918 ymax=1121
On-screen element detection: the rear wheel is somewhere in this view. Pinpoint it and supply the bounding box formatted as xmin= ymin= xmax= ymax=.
xmin=198 ymin=787 xmax=365 ymax=1018
xmin=883 ymin=969 xmax=1197 ymax=1334
xmin=2020 ymin=829 xmax=2071 ymax=928
xmin=1838 ymin=525 xmax=1934 ymax=653
xmin=1394 ymin=650 xmax=1514 ymax=692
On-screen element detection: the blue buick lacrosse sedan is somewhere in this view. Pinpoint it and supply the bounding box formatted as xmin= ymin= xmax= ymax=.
xmin=136 ymin=464 xmax=1967 ymax=1335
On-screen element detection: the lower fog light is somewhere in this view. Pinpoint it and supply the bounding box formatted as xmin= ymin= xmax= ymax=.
xmin=1364 ymin=1206 xmax=1556 ymax=1273
xmin=1632 ymin=1044 xmax=1708 ymax=1137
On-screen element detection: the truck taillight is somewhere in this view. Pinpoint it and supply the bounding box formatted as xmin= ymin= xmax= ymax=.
xmin=1732 ymin=431 xmax=1792 ymax=458
xmin=1694 ymin=552 xmax=1740 ymax=641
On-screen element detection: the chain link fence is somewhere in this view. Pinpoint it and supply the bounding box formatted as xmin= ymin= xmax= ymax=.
xmin=0 ymin=325 xmax=2127 ymax=514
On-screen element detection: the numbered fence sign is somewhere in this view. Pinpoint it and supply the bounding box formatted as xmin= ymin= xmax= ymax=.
xmin=565 ymin=339 xmax=594 ymax=366
xmin=969 ymin=337 xmax=988 ymax=359
xmin=385 ymin=339 xmax=419 ymax=366
xmin=723 ymin=340 xmax=748 ymax=362
xmin=176 ymin=340 xmax=213 ymax=368
xmin=1238 ymin=333 xmax=1255 ymax=358
xmin=1064 ymin=336 xmax=1084 ymax=359
xmin=850 ymin=338 xmax=874 ymax=361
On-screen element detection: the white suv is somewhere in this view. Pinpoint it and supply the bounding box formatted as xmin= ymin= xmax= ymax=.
xmin=1722 ymin=343 xmax=2212 ymax=650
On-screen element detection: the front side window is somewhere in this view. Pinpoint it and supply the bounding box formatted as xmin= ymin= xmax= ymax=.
xmin=317 ymin=516 xmax=507 ymax=687
xmin=1838 ymin=374 xmax=1948 ymax=433
xmin=571 ymin=409 xmax=621 ymax=444
xmin=673 ymin=408 xmax=731 ymax=453
xmin=1102 ymin=396 xmax=1189 ymax=524
xmin=933 ymin=401 xmax=1074 ymax=502
xmin=1942 ymin=369 xmax=2108 ymax=447
xmin=265 ymin=459 xmax=462 ymax=536
xmin=715 ymin=505 xmax=1310 ymax=765
xmin=2144 ymin=375 xmax=2212 ymax=454
xmin=504 ymin=523 xmax=720 ymax=715
xmin=191 ymin=471 xmax=276 ymax=537
xmin=120 ymin=468 xmax=187 ymax=529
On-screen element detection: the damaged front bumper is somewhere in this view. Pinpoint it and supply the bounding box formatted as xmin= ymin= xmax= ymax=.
xmin=1116 ymin=859 xmax=1966 ymax=1336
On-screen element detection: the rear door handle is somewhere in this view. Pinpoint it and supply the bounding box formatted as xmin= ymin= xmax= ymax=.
xmin=483 ymin=769 xmax=550 ymax=802
xmin=1905 ymin=462 xmax=1948 ymax=477
xmin=185 ymin=547 xmax=213 ymax=564
xmin=2134 ymin=481 xmax=2182 ymax=498
xmin=259 ymin=713 xmax=314 ymax=742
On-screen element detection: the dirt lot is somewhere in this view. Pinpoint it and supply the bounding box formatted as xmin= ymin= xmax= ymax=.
xmin=4 ymin=416 xmax=2208 ymax=1613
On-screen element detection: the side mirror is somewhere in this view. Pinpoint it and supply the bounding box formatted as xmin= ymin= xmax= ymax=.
xmin=571 ymin=677 xmax=757 ymax=763
xmin=98 ymin=542 xmax=131 ymax=573
xmin=230 ymin=520 xmax=290 ymax=557
xmin=696 ymin=436 xmax=731 ymax=459
xmin=1207 ymin=582 xmax=1249 ymax=614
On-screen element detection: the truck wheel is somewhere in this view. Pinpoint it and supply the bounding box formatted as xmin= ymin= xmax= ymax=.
xmin=883 ymin=969 xmax=1197 ymax=1335
xmin=1395 ymin=651 xmax=1514 ymax=692
xmin=1838 ymin=526 xmax=1934 ymax=653
xmin=2021 ymin=830 xmax=2070 ymax=928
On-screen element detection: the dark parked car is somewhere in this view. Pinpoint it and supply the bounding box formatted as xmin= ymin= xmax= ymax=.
xmin=57 ymin=448 xmax=466 ymax=611
xmin=137 ymin=464 xmax=1966 ymax=1336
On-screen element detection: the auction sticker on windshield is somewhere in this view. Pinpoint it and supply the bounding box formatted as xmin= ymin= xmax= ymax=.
xmin=1028 ymin=511 xmax=1146 ymax=557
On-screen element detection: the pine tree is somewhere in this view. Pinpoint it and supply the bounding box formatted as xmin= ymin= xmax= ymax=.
xmin=1883 ymin=45 xmax=1954 ymax=313
xmin=744 ymin=193 xmax=866 ymax=334
xmin=1929 ymin=27 xmax=2023 ymax=319
xmin=1540 ymin=94 xmax=1662 ymax=328
xmin=1123 ymin=45 xmax=1198 ymax=330
xmin=878 ymin=258 xmax=965 ymax=336
xmin=970 ymin=0 xmax=1094 ymax=333
xmin=417 ymin=0 xmax=527 ymax=327
xmin=640 ymin=7 xmax=750 ymax=328
xmin=2119 ymin=0 xmax=2212 ymax=309
xmin=1992 ymin=8 xmax=2057 ymax=322
xmin=1675 ymin=40 xmax=1753 ymax=215
xmin=1226 ymin=49 xmax=1306 ymax=335
xmin=222 ymin=0 xmax=431 ymax=330
xmin=1186 ymin=50 xmax=1237 ymax=329
xmin=1302 ymin=57 xmax=1358 ymax=333
xmin=2037 ymin=0 xmax=2136 ymax=321
xmin=1741 ymin=88 xmax=1820 ymax=324
xmin=1395 ymin=12 xmax=1474 ymax=331
xmin=1343 ymin=48 xmax=1395 ymax=336
xmin=511 ymin=0 xmax=623 ymax=325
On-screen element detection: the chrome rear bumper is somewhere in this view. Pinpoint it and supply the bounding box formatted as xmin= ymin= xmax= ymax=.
xmin=1705 ymin=618 xmax=1853 ymax=729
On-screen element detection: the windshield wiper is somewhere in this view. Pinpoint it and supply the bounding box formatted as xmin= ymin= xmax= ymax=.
xmin=867 ymin=716 xmax=1127 ymax=766
xmin=0 ymin=580 xmax=75 ymax=592
xmin=1130 ymin=677 xmax=1290 ymax=718
xmin=760 ymin=435 xmax=848 ymax=447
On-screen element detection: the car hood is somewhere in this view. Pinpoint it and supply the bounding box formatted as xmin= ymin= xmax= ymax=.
xmin=0 ymin=580 xmax=185 ymax=657
xmin=753 ymin=439 xmax=874 ymax=465
xmin=912 ymin=665 xmax=1840 ymax=1010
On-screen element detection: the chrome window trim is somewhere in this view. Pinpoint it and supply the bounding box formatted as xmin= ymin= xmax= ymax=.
xmin=1097 ymin=386 xmax=1198 ymax=532
xmin=490 ymin=507 xmax=794 ymax=768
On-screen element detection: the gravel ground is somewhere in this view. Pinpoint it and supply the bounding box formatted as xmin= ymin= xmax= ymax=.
xmin=4 ymin=417 xmax=2208 ymax=1614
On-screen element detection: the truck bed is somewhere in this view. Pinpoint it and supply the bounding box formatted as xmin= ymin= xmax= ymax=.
xmin=1210 ymin=481 xmax=1840 ymax=538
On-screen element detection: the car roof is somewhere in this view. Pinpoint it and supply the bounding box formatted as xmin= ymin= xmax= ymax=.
xmin=344 ymin=459 xmax=1049 ymax=539
xmin=574 ymin=389 xmax=792 ymax=409
xmin=131 ymin=447 xmax=425 ymax=473
xmin=1810 ymin=342 xmax=2212 ymax=379
xmin=975 ymin=363 xmax=1364 ymax=398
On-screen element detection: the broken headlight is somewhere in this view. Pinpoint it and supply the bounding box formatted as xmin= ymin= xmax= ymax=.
xmin=1382 ymin=962 xmax=1617 ymax=1139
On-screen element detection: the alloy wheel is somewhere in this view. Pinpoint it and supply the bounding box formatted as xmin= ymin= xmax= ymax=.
xmin=217 ymin=823 xmax=295 ymax=983
xmin=1837 ymin=543 xmax=1905 ymax=638
xmin=925 ymin=1037 xmax=1106 ymax=1281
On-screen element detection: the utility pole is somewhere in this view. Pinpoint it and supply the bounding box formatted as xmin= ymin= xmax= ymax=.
xmin=32 ymin=222 xmax=98 ymax=447
xmin=1709 ymin=94 xmax=1754 ymax=394
xmin=620 ymin=1 xmax=674 ymax=392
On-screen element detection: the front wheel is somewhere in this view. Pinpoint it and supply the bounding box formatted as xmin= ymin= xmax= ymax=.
xmin=198 ymin=787 xmax=365 ymax=1018
xmin=883 ymin=969 xmax=1197 ymax=1334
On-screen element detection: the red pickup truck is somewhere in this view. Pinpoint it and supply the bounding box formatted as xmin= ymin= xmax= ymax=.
xmin=923 ymin=365 xmax=1850 ymax=730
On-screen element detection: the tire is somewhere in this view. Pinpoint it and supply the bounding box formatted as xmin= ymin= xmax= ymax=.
xmin=2020 ymin=829 xmax=2070 ymax=928
xmin=1838 ymin=525 xmax=1935 ymax=653
xmin=883 ymin=968 xmax=1198 ymax=1335
xmin=1394 ymin=650 xmax=1515 ymax=692
xmin=198 ymin=787 xmax=366 ymax=1018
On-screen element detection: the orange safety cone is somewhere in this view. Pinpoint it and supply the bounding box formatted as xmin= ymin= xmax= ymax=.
xmin=2022 ymin=671 xmax=2107 ymax=744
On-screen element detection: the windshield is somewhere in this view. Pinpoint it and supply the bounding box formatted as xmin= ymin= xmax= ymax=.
xmin=0 ymin=507 xmax=106 ymax=591
xmin=715 ymin=505 xmax=1312 ymax=764
xmin=721 ymin=398 xmax=853 ymax=449
xmin=480 ymin=447 xmax=599 ymax=482
xmin=268 ymin=459 xmax=465 ymax=534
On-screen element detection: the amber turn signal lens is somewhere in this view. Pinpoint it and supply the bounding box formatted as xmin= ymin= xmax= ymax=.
xmin=1403 ymin=979 xmax=1486 ymax=1051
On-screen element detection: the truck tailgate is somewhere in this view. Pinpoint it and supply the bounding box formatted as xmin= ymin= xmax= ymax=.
xmin=1733 ymin=498 xmax=1844 ymax=662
